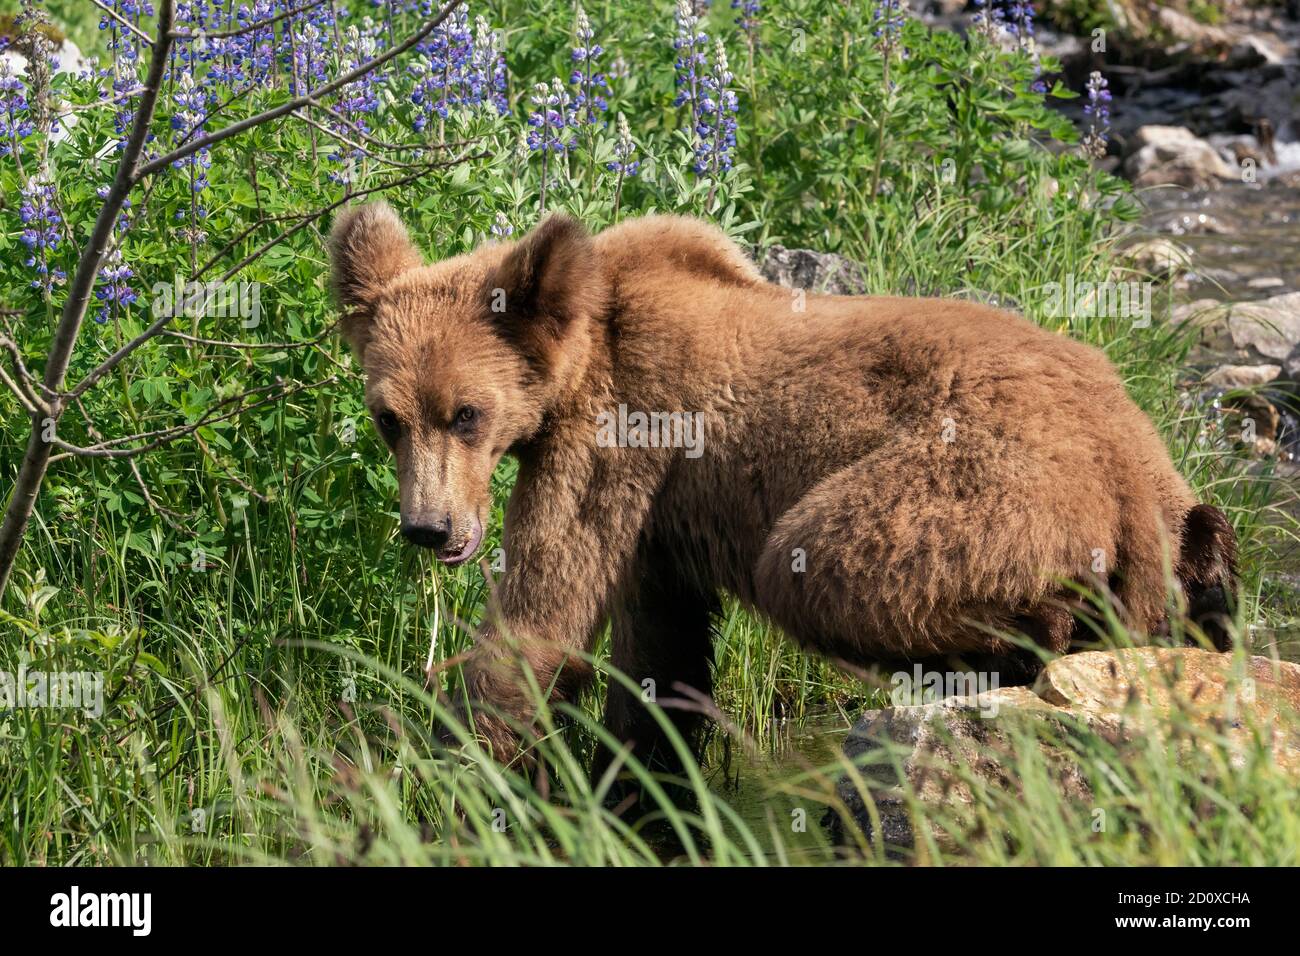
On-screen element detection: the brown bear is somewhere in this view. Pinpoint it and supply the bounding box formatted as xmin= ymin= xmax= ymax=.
xmin=328 ymin=203 xmax=1237 ymax=766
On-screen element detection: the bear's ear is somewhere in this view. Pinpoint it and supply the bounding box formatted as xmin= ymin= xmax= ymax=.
xmin=328 ymin=202 xmax=424 ymax=359
xmin=483 ymin=213 xmax=604 ymax=372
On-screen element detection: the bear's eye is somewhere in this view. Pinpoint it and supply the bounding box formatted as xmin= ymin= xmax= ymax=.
xmin=374 ymin=409 xmax=401 ymax=443
xmin=453 ymin=405 xmax=479 ymax=433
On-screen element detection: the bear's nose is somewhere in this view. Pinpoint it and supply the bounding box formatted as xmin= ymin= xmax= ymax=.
xmin=401 ymin=514 xmax=452 ymax=550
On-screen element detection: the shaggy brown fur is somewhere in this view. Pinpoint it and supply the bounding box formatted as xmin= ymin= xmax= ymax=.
xmin=329 ymin=204 xmax=1238 ymax=766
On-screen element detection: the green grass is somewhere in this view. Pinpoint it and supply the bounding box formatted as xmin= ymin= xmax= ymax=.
xmin=2 ymin=192 xmax=1295 ymax=865
xmin=1 ymin=0 xmax=1297 ymax=867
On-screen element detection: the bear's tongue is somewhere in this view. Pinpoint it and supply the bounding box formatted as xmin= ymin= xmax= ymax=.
xmin=437 ymin=519 xmax=483 ymax=567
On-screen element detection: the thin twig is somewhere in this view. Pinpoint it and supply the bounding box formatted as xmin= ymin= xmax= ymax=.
xmin=49 ymin=376 xmax=335 ymax=461
xmin=89 ymin=0 xmax=155 ymax=46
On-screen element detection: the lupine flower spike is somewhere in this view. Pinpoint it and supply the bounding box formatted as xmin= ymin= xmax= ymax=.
xmin=1081 ymin=70 xmax=1111 ymax=159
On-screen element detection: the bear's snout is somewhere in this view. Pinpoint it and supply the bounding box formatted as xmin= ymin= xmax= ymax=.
xmin=401 ymin=513 xmax=452 ymax=550
xmin=402 ymin=512 xmax=484 ymax=566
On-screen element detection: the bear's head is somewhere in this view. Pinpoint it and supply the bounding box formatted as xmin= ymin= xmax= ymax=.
xmin=328 ymin=202 xmax=604 ymax=564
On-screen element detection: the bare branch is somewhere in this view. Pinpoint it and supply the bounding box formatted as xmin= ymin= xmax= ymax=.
xmin=65 ymin=153 xmax=480 ymax=407
xmin=0 ymin=0 xmax=176 ymax=599
xmin=305 ymin=98 xmax=479 ymax=154
xmin=291 ymin=110 xmax=434 ymax=170
xmin=89 ymin=0 xmax=155 ymax=46
xmin=0 ymin=333 xmax=53 ymax=413
xmin=70 ymin=394 xmax=188 ymax=530
xmin=0 ymin=363 xmax=43 ymax=417
xmin=49 ymin=376 xmax=336 ymax=462
xmin=159 ymin=322 xmax=338 ymax=350
xmin=209 ymin=151 xmax=486 ymax=285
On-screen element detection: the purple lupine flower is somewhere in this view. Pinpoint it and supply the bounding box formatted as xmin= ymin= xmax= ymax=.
xmin=490 ymin=211 xmax=513 ymax=237
xmin=19 ymin=174 xmax=65 ymax=293
xmin=607 ymin=112 xmax=639 ymax=177
xmin=288 ymin=20 xmax=330 ymax=96
xmin=970 ymin=0 xmax=1005 ymax=42
xmin=693 ymin=39 xmax=738 ymax=178
xmin=409 ymin=7 xmax=476 ymax=131
xmin=873 ymin=0 xmax=909 ymax=61
xmin=94 ymin=248 xmax=138 ymax=324
xmin=1081 ymin=70 xmax=1111 ymax=159
xmin=673 ymin=3 xmax=738 ymax=183
xmin=169 ymin=67 xmax=211 ymax=249
xmin=1003 ymin=2 xmax=1046 ymax=92
xmin=98 ymin=0 xmax=155 ymax=149
xmin=328 ymin=24 xmax=383 ymax=184
xmin=732 ymin=1 xmax=761 ymax=36
xmin=526 ymin=78 xmax=577 ymax=154
xmin=0 ymin=56 xmax=35 ymax=158
xmin=96 ymin=184 xmax=133 ymax=232
xmin=170 ymin=67 xmax=211 ymax=192
xmin=474 ymin=16 xmax=510 ymax=116
xmin=1004 ymin=1 xmax=1035 ymax=43
xmin=569 ymin=6 xmax=609 ymax=128
xmin=673 ymin=0 xmax=709 ymax=113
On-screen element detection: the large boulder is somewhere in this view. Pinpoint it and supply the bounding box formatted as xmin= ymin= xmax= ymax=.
xmin=828 ymin=649 xmax=1300 ymax=849
xmin=1227 ymin=292 xmax=1300 ymax=380
xmin=1123 ymin=126 xmax=1240 ymax=188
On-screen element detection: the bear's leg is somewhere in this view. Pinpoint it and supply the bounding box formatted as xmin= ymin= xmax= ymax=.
xmin=900 ymin=598 xmax=1080 ymax=688
xmin=753 ymin=443 xmax=1098 ymax=668
xmin=598 ymin=557 xmax=719 ymax=779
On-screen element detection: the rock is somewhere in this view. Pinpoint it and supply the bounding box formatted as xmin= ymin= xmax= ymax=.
xmin=1222 ymin=392 xmax=1282 ymax=448
xmin=1222 ymin=77 xmax=1300 ymax=144
xmin=1154 ymin=7 xmax=1232 ymax=52
xmin=1226 ymin=34 xmax=1290 ymax=69
xmin=829 ymin=649 xmax=1300 ymax=849
xmin=1227 ymin=292 xmax=1300 ymax=377
xmin=1122 ymin=236 xmax=1192 ymax=275
xmin=1155 ymin=8 xmax=1232 ymax=52
xmin=1123 ymin=126 xmax=1239 ymax=188
xmin=1247 ymin=277 xmax=1286 ymax=290
xmin=1171 ymin=298 xmax=1228 ymax=326
xmin=1205 ymin=363 xmax=1281 ymax=388
xmin=755 ymin=245 xmax=868 ymax=296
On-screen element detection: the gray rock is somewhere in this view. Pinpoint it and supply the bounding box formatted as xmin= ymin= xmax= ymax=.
xmin=1247 ymin=277 xmax=1286 ymax=290
xmin=1204 ymin=363 xmax=1282 ymax=388
xmin=1123 ymin=126 xmax=1239 ymax=188
xmin=755 ymin=245 xmax=869 ymax=296
xmin=1170 ymin=298 xmax=1228 ymax=326
xmin=1155 ymin=8 xmax=1232 ymax=51
xmin=1228 ymin=292 xmax=1300 ymax=377
xmin=1226 ymin=34 xmax=1290 ymax=69
xmin=1122 ymin=236 xmax=1193 ymax=275
xmin=828 ymin=649 xmax=1300 ymax=850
